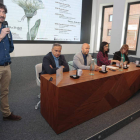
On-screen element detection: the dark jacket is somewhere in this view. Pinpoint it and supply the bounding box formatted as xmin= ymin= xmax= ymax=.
xmin=113 ymin=51 xmax=130 ymax=64
xmin=40 ymin=52 xmax=69 ymax=75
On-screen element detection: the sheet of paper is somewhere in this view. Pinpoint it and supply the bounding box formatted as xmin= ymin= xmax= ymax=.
xmin=106 ymin=66 xmax=119 ymax=69
xmin=56 ymin=66 xmax=63 ymax=86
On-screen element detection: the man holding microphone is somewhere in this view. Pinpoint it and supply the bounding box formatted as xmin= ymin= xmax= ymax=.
xmin=0 ymin=3 xmax=21 ymax=121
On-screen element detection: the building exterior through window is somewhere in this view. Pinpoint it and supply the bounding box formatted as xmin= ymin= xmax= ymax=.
xmin=101 ymin=6 xmax=113 ymax=44
xmin=125 ymin=3 xmax=140 ymax=52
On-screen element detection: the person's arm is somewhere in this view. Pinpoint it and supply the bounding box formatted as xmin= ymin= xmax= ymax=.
xmin=94 ymin=64 xmax=100 ymax=71
xmin=73 ymin=54 xmax=90 ymax=70
xmin=97 ymin=52 xmax=111 ymax=65
xmin=125 ymin=54 xmax=130 ymax=64
xmin=43 ymin=57 xmax=58 ymax=74
xmin=113 ymin=52 xmax=119 ymax=60
xmin=111 ymin=59 xmax=120 ymax=64
xmin=113 ymin=52 xmax=120 ymax=64
xmin=61 ymin=56 xmax=69 ymax=72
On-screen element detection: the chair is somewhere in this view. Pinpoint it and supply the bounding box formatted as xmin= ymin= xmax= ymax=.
xmin=68 ymin=61 xmax=75 ymax=71
xmin=109 ymin=58 xmax=113 ymax=60
xmin=35 ymin=63 xmax=42 ymax=109
xmin=92 ymin=58 xmax=97 ymax=64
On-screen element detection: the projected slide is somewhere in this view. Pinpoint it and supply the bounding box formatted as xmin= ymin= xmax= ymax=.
xmin=4 ymin=0 xmax=82 ymax=41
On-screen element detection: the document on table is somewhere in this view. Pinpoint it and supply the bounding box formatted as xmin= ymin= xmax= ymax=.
xmin=56 ymin=66 xmax=63 ymax=86
xmin=106 ymin=66 xmax=119 ymax=69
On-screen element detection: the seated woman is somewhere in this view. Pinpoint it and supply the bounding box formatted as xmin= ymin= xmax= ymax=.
xmin=97 ymin=41 xmax=119 ymax=66
xmin=113 ymin=44 xmax=130 ymax=65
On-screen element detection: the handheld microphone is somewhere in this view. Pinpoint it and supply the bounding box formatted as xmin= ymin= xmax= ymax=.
xmin=3 ymin=21 xmax=11 ymax=42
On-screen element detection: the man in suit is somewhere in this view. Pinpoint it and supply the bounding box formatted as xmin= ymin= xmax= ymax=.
xmin=40 ymin=43 xmax=69 ymax=75
xmin=73 ymin=43 xmax=99 ymax=70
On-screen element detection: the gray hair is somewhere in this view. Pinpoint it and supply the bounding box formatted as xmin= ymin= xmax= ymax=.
xmin=52 ymin=43 xmax=62 ymax=49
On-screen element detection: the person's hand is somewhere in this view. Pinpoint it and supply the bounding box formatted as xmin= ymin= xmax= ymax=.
xmin=123 ymin=61 xmax=128 ymax=65
xmin=94 ymin=65 xmax=100 ymax=71
xmin=0 ymin=28 xmax=10 ymax=40
xmin=49 ymin=65 xmax=53 ymax=69
xmin=62 ymin=66 xmax=65 ymax=68
xmin=112 ymin=60 xmax=120 ymax=64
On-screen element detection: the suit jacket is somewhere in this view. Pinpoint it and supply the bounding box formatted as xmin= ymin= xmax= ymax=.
xmin=73 ymin=52 xmax=96 ymax=70
xmin=113 ymin=51 xmax=130 ymax=64
xmin=40 ymin=52 xmax=69 ymax=75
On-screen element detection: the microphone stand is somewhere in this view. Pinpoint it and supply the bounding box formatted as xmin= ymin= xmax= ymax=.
xmin=59 ymin=59 xmax=80 ymax=79
xmin=68 ymin=63 xmax=80 ymax=79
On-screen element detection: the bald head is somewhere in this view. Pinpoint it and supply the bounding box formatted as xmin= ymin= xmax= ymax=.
xmin=82 ymin=43 xmax=90 ymax=55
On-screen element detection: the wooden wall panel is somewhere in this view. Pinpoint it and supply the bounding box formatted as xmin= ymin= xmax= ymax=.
xmin=41 ymin=63 xmax=140 ymax=134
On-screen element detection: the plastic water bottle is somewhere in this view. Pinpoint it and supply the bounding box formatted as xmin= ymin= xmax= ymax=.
xmin=89 ymin=59 xmax=94 ymax=75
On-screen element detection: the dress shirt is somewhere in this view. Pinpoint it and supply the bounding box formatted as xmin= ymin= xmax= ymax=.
xmin=121 ymin=54 xmax=125 ymax=62
xmin=52 ymin=53 xmax=60 ymax=68
xmin=82 ymin=53 xmax=87 ymax=66
xmin=0 ymin=24 xmax=14 ymax=65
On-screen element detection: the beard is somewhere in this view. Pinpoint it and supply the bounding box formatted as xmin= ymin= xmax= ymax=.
xmin=0 ymin=17 xmax=5 ymax=23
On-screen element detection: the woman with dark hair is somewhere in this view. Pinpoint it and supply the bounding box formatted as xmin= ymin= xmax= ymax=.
xmin=113 ymin=44 xmax=130 ymax=65
xmin=97 ymin=42 xmax=119 ymax=66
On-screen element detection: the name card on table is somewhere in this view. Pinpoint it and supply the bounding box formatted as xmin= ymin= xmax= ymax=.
xmin=56 ymin=66 xmax=63 ymax=86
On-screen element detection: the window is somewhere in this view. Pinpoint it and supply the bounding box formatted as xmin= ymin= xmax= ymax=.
xmin=100 ymin=5 xmax=113 ymax=46
xmin=124 ymin=2 xmax=140 ymax=55
xmin=109 ymin=14 xmax=113 ymax=22
xmin=107 ymin=29 xmax=111 ymax=36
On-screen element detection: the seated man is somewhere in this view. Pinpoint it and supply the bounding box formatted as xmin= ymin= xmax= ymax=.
xmin=73 ymin=43 xmax=99 ymax=70
xmin=40 ymin=43 xmax=69 ymax=75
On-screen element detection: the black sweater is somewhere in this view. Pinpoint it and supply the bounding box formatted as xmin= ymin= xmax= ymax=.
xmin=113 ymin=51 xmax=130 ymax=64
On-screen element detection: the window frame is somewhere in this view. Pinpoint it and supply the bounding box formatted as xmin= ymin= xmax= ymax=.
xmin=124 ymin=1 xmax=140 ymax=55
xmin=100 ymin=5 xmax=113 ymax=50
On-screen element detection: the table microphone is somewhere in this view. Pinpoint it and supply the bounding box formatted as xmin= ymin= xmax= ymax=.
xmin=3 ymin=21 xmax=11 ymax=42
xmin=67 ymin=63 xmax=80 ymax=79
xmin=60 ymin=59 xmax=79 ymax=79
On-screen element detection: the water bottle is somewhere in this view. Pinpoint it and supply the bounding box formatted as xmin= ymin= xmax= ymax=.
xmin=89 ymin=59 xmax=94 ymax=75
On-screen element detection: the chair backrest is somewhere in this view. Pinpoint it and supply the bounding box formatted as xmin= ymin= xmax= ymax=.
xmin=68 ymin=61 xmax=75 ymax=71
xmin=92 ymin=58 xmax=97 ymax=64
xmin=109 ymin=58 xmax=113 ymax=60
xmin=35 ymin=63 xmax=42 ymax=86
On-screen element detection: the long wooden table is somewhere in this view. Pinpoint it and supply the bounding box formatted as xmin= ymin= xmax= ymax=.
xmin=41 ymin=63 xmax=140 ymax=134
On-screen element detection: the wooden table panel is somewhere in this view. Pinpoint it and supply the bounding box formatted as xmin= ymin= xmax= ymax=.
xmin=41 ymin=63 xmax=140 ymax=134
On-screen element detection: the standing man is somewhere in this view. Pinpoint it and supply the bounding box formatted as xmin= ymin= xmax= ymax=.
xmin=73 ymin=43 xmax=99 ymax=70
xmin=0 ymin=3 xmax=21 ymax=121
xmin=40 ymin=43 xmax=69 ymax=75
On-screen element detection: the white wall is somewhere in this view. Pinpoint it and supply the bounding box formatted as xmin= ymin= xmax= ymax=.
xmin=91 ymin=0 xmax=140 ymax=57
xmin=10 ymin=44 xmax=82 ymax=57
